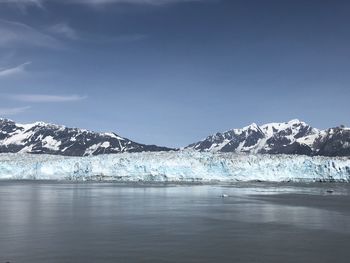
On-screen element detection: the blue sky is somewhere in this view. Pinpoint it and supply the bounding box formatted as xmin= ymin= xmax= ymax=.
xmin=0 ymin=0 xmax=349 ymax=147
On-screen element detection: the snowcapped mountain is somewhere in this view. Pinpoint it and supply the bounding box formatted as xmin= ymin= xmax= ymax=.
xmin=0 ymin=119 xmax=173 ymax=156
xmin=187 ymin=119 xmax=350 ymax=157
xmin=1 ymin=118 xmax=349 ymax=157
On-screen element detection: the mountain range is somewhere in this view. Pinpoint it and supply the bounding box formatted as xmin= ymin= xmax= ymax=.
xmin=0 ymin=119 xmax=171 ymax=156
xmin=186 ymin=119 xmax=350 ymax=157
xmin=0 ymin=118 xmax=349 ymax=157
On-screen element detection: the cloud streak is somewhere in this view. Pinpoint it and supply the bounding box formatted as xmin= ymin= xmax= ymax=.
xmin=0 ymin=0 xmax=204 ymax=6
xmin=0 ymin=62 xmax=31 ymax=78
xmin=70 ymin=0 xmax=204 ymax=4
xmin=8 ymin=94 xmax=87 ymax=102
xmin=0 ymin=19 xmax=145 ymax=48
xmin=0 ymin=106 xmax=30 ymax=115
xmin=0 ymin=0 xmax=41 ymax=6
xmin=48 ymin=23 xmax=79 ymax=40
xmin=0 ymin=19 xmax=59 ymax=48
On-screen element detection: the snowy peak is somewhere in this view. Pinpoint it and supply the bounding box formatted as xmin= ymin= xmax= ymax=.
xmin=1 ymin=118 xmax=349 ymax=157
xmin=0 ymin=119 xmax=173 ymax=156
xmin=187 ymin=120 xmax=350 ymax=157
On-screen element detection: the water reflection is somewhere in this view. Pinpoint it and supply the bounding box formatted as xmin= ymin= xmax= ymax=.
xmin=0 ymin=182 xmax=350 ymax=263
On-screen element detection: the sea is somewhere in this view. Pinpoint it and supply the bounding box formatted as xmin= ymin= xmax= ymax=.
xmin=1 ymin=181 xmax=350 ymax=263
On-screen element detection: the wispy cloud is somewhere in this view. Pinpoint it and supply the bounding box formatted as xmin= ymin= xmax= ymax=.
xmin=0 ymin=106 xmax=30 ymax=115
xmin=0 ymin=19 xmax=59 ymax=48
xmin=0 ymin=61 xmax=31 ymax=78
xmin=91 ymin=33 xmax=148 ymax=44
xmin=113 ymin=34 xmax=147 ymax=42
xmin=48 ymin=23 xmax=79 ymax=40
xmin=0 ymin=18 xmax=144 ymax=51
xmin=69 ymin=0 xmax=204 ymax=5
xmin=0 ymin=0 xmax=42 ymax=7
xmin=0 ymin=0 xmax=204 ymax=7
xmin=48 ymin=22 xmax=146 ymax=43
xmin=8 ymin=94 xmax=87 ymax=102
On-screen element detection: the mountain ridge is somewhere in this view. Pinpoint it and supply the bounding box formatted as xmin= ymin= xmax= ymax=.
xmin=0 ymin=118 xmax=173 ymax=156
xmin=186 ymin=119 xmax=350 ymax=157
xmin=0 ymin=118 xmax=349 ymax=157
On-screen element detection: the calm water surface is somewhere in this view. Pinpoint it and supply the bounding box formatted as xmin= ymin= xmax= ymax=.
xmin=0 ymin=181 xmax=350 ymax=263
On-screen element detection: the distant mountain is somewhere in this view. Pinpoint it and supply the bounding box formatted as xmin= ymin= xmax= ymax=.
xmin=0 ymin=119 xmax=173 ymax=156
xmin=186 ymin=119 xmax=350 ymax=157
xmin=1 ymin=118 xmax=349 ymax=157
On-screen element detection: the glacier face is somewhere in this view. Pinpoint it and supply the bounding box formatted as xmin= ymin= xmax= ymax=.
xmin=0 ymin=151 xmax=349 ymax=182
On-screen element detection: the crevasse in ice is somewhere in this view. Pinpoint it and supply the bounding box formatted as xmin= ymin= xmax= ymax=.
xmin=0 ymin=151 xmax=349 ymax=182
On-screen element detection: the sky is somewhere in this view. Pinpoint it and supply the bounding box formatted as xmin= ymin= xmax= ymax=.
xmin=0 ymin=0 xmax=349 ymax=147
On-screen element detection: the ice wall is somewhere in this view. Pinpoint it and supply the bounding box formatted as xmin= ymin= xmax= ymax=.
xmin=0 ymin=151 xmax=349 ymax=182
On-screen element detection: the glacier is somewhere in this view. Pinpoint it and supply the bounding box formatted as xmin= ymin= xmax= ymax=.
xmin=0 ymin=151 xmax=349 ymax=182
